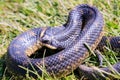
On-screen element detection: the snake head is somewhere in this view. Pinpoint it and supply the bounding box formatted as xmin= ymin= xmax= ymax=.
xmin=41 ymin=34 xmax=64 ymax=50
xmin=40 ymin=27 xmax=52 ymax=44
xmin=40 ymin=27 xmax=58 ymax=49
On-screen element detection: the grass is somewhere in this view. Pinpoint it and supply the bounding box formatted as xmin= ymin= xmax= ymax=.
xmin=0 ymin=0 xmax=120 ymax=80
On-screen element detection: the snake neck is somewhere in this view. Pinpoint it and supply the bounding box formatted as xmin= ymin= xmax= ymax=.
xmin=41 ymin=4 xmax=99 ymax=49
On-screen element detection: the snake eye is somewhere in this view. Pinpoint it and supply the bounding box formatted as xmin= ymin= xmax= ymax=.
xmin=42 ymin=38 xmax=51 ymax=44
xmin=41 ymin=35 xmax=51 ymax=44
xmin=42 ymin=40 xmax=50 ymax=44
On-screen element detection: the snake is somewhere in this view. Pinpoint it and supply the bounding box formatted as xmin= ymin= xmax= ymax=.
xmin=6 ymin=4 xmax=120 ymax=79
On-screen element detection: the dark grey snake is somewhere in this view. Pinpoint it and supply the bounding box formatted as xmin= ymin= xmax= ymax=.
xmin=6 ymin=4 xmax=120 ymax=79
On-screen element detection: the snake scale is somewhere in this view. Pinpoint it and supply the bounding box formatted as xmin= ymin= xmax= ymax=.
xmin=6 ymin=4 xmax=120 ymax=79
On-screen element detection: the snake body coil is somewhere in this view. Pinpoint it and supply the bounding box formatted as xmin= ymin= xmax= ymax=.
xmin=6 ymin=4 xmax=120 ymax=78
